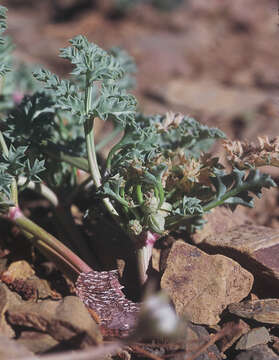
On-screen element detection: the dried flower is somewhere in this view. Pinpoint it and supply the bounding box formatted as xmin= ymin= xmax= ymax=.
xmin=224 ymin=136 xmax=279 ymax=169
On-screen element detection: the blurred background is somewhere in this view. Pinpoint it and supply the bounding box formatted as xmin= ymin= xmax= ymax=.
xmin=2 ymin=0 xmax=279 ymax=227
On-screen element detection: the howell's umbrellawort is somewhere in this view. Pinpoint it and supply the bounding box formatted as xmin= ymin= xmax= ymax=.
xmin=0 ymin=5 xmax=277 ymax=285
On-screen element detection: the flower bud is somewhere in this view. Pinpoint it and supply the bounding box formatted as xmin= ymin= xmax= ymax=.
xmin=146 ymin=212 xmax=165 ymax=234
xmin=128 ymin=219 xmax=143 ymax=236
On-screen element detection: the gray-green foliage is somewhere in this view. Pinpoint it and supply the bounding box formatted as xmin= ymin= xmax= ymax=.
xmin=0 ymin=8 xmax=276 ymax=241
xmin=0 ymin=6 xmax=12 ymax=77
xmin=100 ymin=111 xmax=276 ymax=235
xmin=0 ymin=6 xmax=45 ymax=202
xmin=4 ymin=36 xmax=138 ymax=192
xmin=34 ymin=35 xmax=137 ymax=127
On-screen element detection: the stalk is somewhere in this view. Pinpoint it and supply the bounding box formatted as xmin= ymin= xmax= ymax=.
xmin=9 ymin=206 xmax=92 ymax=275
xmin=137 ymin=245 xmax=153 ymax=284
xmin=137 ymin=231 xmax=161 ymax=284
xmin=0 ymin=130 xmax=91 ymax=276
xmin=18 ymin=176 xmax=96 ymax=266
xmin=18 ymin=176 xmax=59 ymax=207
xmin=83 ymin=75 xmax=119 ymax=218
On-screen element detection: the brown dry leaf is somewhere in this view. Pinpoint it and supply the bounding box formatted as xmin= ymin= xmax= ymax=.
xmin=223 ymin=136 xmax=279 ymax=169
xmin=155 ymin=112 xmax=184 ymax=133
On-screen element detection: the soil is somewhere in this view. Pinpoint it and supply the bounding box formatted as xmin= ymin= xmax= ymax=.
xmin=1 ymin=1 xmax=279 ymax=359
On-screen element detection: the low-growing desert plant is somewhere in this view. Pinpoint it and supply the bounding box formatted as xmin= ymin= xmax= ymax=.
xmin=0 ymin=4 xmax=278 ymax=290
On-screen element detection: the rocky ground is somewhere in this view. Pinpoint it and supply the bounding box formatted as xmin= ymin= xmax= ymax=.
xmin=0 ymin=1 xmax=279 ymax=359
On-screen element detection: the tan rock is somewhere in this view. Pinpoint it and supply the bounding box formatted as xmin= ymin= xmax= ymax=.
xmin=0 ymin=283 xmax=23 ymax=338
xmin=1 ymin=260 xmax=35 ymax=282
xmin=196 ymin=224 xmax=279 ymax=297
xmin=192 ymin=207 xmax=248 ymax=245
xmin=6 ymin=296 xmax=102 ymax=346
xmin=166 ymin=79 xmax=268 ymax=116
xmin=198 ymin=224 xmax=279 ymax=252
xmin=18 ymin=332 xmax=58 ymax=354
xmin=1 ymin=260 xmax=54 ymax=301
xmin=161 ymin=241 xmax=253 ymax=325
xmin=0 ymin=335 xmax=36 ymax=360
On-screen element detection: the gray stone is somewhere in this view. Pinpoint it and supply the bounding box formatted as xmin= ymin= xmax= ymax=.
xmin=234 ymin=345 xmax=279 ymax=360
xmin=229 ymin=299 xmax=279 ymax=325
xmin=186 ymin=323 xmax=222 ymax=360
xmin=161 ymin=241 xmax=254 ymax=325
xmin=235 ymin=327 xmax=270 ymax=350
xmin=218 ymin=320 xmax=250 ymax=353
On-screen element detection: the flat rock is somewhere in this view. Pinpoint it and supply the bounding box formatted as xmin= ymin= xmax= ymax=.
xmin=0 ymin=283 xmax=23 ymax=338
xmin=229 ymin=299 xmax=279 ymax=325
xmin=6 ymin=296 xmax=102 ymax=347
xmin=1 ymin=260 xmax=35 ymax=281
xmin=17 ymin=332 xmax=58 ymax=354
xmin=1 ymin=260 xmax=54 ymax=301
xmin=234 ymin=345 xmax=279 ymax=360
xmin=192 ymin=207 xmax=249 ymax=245
xmin=235 ymin=327 xmax=270 ymax=350
xmin=166 ymin=79 xmax=267 ymax=116
xmin=161 ymin=240 xmax=254 ymax=325
xmin=197 ymin=225 xmax=279 ymax=297
xmin=0 ymin=335 xmax=37 ymax=360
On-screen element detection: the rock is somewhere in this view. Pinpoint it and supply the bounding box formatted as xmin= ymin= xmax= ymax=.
xmin=271 ymin=340 xmax=279 ymax=355
xmin=1 ymin=260 xmax=35 ymax=280
xmin=6 ymin=296 xmax=102 ymax=347
xmin=197 ymin=225 xmax=279 ymax=297
xmin=228 ymin=299 xmax=279 ymax=325
xmin=218 ymin=320 xmax=250 ymax=353
xmin=17 ymin=332 xmax=58 ymax=354
xmin=1 ymin=260 xmax=53 ymax=301
xmin=186 ymin=323 xmax=222 ymax=360
xmin=166 ymin=79 xmax=268 ymax=116
xmin=235 ymin=327 xmax=270 ymax=350
xmin=192 ymin=207 xmax=249 ymax=245
xmin=0 ymin=283 xmax=23 ymax=338
xmin=161 ymin=240 xmax=254 ymax=325
xmin=234 ymin=345 xmax=279 ymax=360
xmin=0 ymin=335 xmax=37 ymax=360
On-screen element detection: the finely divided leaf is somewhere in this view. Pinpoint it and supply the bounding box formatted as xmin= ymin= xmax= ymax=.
xmin=61 ymin=35 xmax=124 ymax=82
xmin=95 ymin=84 xmax=137 ymax=125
